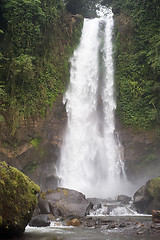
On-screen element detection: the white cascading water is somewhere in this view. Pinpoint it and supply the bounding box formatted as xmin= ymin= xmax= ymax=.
xmin=58 ymin=5 xmax=130 ymax=198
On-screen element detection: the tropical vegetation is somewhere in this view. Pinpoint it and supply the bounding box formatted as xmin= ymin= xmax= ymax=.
xmin=111 ymin=0 xmax=160 ymax=129
xmin=0 ymin=0 xmax=83 ymax=135
xmin=0 ymin=0 xmax=160 ymax=135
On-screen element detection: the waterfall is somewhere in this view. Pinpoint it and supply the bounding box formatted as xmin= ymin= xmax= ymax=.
xmin=58 ymin=6 xmax=129 ymax=198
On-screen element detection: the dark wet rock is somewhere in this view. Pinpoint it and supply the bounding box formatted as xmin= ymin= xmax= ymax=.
xmin=116 ymin=195 xmax=132 ymax=204
xmin=29 ymin=214 xmax=51 ymax=227
xmin=119 ymin=222 xmax=126 ymax=227
xmin=133 ymin=177 xmax=160 ymax=214
xmin=38 ymin=197 xmax=50 ymax=214
xmin=38 ymin=188 xmax=92 ymax=218
xmin=0 ymin=161 xmax=40 ymax=238
xmin=133 ymin=185 xmax=152 ymax=213
xmin=96 ymin=203 xmax=102 ymax=209
xmin=87 ymin=198 xmax=102 ymax=211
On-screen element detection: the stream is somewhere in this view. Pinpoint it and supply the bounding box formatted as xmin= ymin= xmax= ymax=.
xmin=3 ymin=216 xmax=160 ymax=240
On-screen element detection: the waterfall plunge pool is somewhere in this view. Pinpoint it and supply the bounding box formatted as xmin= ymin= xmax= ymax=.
xmin=3 ymin=215 xmax=160 ymax=240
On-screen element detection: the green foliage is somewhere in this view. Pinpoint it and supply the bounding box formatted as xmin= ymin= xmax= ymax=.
xmin=30 ymin=137 xmax=41 ymax=149
xmin=0 ymin=85 xmax=6 ymax=122
xmin=23 ymin=161 xmax=38 ymax=175
xmin=0 ymin=0 xmax=83 ymax=135
xmin=66 ymin=0 xmax=101 ymax=18
xmin=2 ymin=0 xmax=44 ymax=55
xmin=147 ymin=177 xmax=160 ymax=199
xmin=112 ymin=0 xmax=160 ymax=129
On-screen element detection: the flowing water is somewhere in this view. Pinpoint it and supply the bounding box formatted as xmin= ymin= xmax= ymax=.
xmin=4 ymin=217 xmax=160 ymax=240
xmin=58 ymin=5 xmax=132 ymax=198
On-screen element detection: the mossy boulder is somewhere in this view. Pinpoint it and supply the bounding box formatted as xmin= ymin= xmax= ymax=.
xmin=0 ymin=161 xmax=40 ymax=237
xmin=133 ymin=177 xmax=160 ymax=214
xmin=147 ymin=177 xmax=160 ymax=199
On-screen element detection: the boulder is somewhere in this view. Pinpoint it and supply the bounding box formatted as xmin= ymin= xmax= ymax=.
xmin=116 ymin=195 xmax=132 ymax=204
xmin=87 ymin=198 xmax=101 ymax=211
xmin=0 ymin=161 xmax=40 ymax=237
xmin=29 ymin=214 xmax=51 ymax=227
xmin=39 ymin=188 xmax=92 ymax=218
xmin=133 ymin=185 xmax=151 ymax=213
xmin=133 ymin=177 xmax=160 ymax=214
xmin=49 ymin=204 xmax=62 ymax=217
xmin=38 ymin=197 xmax=50 ymax=214
xmin=152 ymin=210 xmax=160 ymax=223
xmin=66 ymin=218 xmax=81 ymax=226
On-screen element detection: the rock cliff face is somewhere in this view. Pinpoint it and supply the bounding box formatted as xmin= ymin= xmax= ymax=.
xmin=116 ymin=118 xmax=160 ymax=186
xmin=0 ymin=96 xmax=67 ymax=191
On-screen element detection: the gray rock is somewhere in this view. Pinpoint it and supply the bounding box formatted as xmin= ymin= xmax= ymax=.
xmin=49 ymin=203 xmax=62 ymax=217
xmin=119 ymin=222 xmax=126 ymax=227
xmin=116 ymin=195 xmax=132 ymax=204
xmin=38 ymin=188 xmax=92 ymax=218
xmin=38 ymin=197 xmax=50 ymax=214
xmin=87 ymin=198 xmax=102 ymax=211
xmin=133 ymin=185 xmax=152 ymax=213
xmin=29 ymin=214 xmax=51 ymax=227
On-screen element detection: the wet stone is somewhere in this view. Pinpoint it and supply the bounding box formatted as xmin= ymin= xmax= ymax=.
xmin=119 ymin=222 xmax=126 ymax=227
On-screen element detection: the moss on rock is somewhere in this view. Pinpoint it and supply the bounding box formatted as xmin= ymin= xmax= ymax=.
xmin=133 ymin=177 xmax=160 ymax=214
xmin=147 ymin=177 xmax=160 ymax=200
xmin=0 ymin=161 xmax=40 ymax=237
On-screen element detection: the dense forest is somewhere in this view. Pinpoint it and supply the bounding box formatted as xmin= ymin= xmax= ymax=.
xmin=0 ymin=0 xmax=160 ymax=137
xmin=109 ymin=0 xmax=160 ymax=130
xmin=0 ymin=0 xmax=83 ymax=136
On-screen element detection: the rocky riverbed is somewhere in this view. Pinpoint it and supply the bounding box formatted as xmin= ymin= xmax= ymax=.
xmin=81 ymin=215 xmax=160 ymax=236
xmin=1 ymin=172 xmax=160 ymax=239
xmin=28 ymin=187 xmax=160 ymax=238
xmin=2 ymin=215 xmax=160 ymax=240
xmin=56 ymin=214 xmax=160 ymax=236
